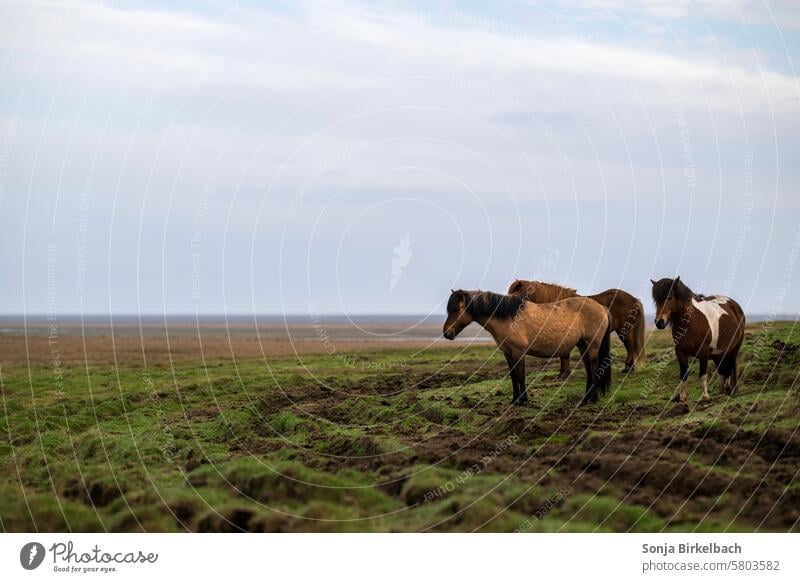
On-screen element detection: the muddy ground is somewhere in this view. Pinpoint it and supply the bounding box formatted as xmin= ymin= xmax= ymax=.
xmin=0 ymin=320 xmax=798 ymax=532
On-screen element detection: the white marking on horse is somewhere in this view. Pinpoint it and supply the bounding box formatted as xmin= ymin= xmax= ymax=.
xmin=691 ymin=296 xmax=729 ymax=352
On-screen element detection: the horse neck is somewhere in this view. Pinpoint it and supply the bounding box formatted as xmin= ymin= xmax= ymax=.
xmin=472 ymin=298 xmax=522 ymax=342
xmin=670 ymin=298 xmax=695 ymax=329
xmin=467 ymin=294 xmax=492 ymax=328
xmin=473 ymin=312 xmax=511 ymax=343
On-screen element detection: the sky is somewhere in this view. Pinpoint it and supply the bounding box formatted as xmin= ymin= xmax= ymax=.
xmin=1 ymin=0 xmax=798 ymax=317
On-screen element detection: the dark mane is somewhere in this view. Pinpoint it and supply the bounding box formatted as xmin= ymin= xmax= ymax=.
xmin=448 ymin=290 xmax=526 ymax=320
xmin=507 ymin=280 xmax=526 ymax=295
xmin=651 ymin=277 xmax=694 ymax=304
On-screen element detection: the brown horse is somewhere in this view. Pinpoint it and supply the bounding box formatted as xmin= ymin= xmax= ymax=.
xmin=507 ymin=279 xmax=646 ymax=377
xmin=443 ymin=290 xmax=612 ymax=405
xmin=651 ymin=277 xmax=745 ymax=402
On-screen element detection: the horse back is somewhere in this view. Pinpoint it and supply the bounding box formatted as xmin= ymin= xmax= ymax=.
xmin=508 ymin=279 xmax=577 ymax=303
xmin=586 ymin=288 xmax=643 ymax=331
xmin=706 ymin=295 xmax=746 ymax=354
xmin=514 ymin=297 xmax=608 ymax=357
xmin=553 ymin=296 xmax=610 ymax=337
xmin=679 ymin=294 xmax=745 ymax=356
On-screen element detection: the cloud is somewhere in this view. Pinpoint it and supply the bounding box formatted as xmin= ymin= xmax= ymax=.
xmin=2 ymin=0 xmax=796 ymax=209
xmin=0 ymin=0 xmax=797 ymax=314
xmin=554 ymin=0 xmax=800 ymax=29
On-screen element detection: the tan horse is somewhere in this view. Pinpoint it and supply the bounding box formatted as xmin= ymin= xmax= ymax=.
xmin=443 ymin=290 xmax=612 ymax=405
xmin=508 ymin=279 xmax=646 ymax=377
xmin=651 ymin=277 xmax=745 ymax=402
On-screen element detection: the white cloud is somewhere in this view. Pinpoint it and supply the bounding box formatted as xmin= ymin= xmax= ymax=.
xmin=557 ymin=0 xmax=800 ymax=29
xmin=1 ymin=0 xmax=798 ymax=313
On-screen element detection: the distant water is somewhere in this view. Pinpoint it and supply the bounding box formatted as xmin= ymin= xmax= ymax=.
xmin=0 ymin=313 xmax=486 ymax=342
xmin=0 ymin=313 xmax=795 ymax=342
xmin=0 ymin=314 xmax=446 ymax=325
xmin=0 ymin=313 xmax=796 ymax=325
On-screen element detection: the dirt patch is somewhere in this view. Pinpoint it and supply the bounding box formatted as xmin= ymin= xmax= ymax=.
xmin=0 ymin=321 xmax=464 ymax=366
xmin=549 ymin=412 xmax=798 ymax=529
xmin=771 ymin=340 xmax=800 ymax=365
xmin=195 ymin=508 xmax=255 ymax=532
xmin=63 ymin=477 xmax=122 ymax=508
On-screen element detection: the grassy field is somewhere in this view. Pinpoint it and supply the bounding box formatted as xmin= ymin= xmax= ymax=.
xmin=1 ymin=320 xmax=798 ymax=532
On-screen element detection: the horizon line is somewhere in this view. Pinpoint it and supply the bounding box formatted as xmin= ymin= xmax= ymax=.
xmin=2 ymin=312 xmax=798 ymax=319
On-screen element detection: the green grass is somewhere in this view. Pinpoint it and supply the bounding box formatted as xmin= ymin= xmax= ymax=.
xmin=1 ymin=321 xmax=798 ymax=532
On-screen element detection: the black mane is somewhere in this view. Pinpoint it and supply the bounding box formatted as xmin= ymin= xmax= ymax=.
xmin=651 ymin=277 xmax=694 ymax=304
xmin=448 ymin=290 xmax=526 ymax=319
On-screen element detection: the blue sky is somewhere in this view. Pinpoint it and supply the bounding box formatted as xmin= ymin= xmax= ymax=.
xmin=1 ymin=0 xmax=798 ymax=316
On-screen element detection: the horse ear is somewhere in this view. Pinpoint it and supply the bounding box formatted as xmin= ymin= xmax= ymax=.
xmin=675 ymin=276 xmax=681 ymax=283
xmin=650 ymin=279 xmax=656 ymax=286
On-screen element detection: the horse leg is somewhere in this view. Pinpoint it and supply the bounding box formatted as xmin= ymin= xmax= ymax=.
xmin=725 ymin=354 xmax=739 ymax=396
xmin=716 ymin=353 xmax=737 ymax=395
xmin=559 ymin=354 xmax=571 ymax=379
xmin=620 ymin=331 xmax=636 ymax=373
xmin=698 ymin=350 xmax=710 ymax=400
xmin=710 ymin=354 xmax=722 ymax=392
xmin=589 ymin=348 xmax=604 ymax=404
xmin=729 ymin=356 xmax=739 ymax=396
xmin=719 ymin=370 xmax=730 ymax=394
xmin=672 ymin=351 xmax=690 ymax=403
xmin=516 ymin=356 xmax=528 ymax=405
xmin=504 ymin=352 xmax=519 ymax=404
xmin=580 ymin=355 xmax=593 ymax=405
xmin=720 ymin=365 xmax=733 ymax=394
xmin=579 ymin=343 xmax=597 ymax=405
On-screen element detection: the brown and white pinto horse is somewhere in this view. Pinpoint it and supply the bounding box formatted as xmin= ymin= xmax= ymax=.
xmin=508 ymin=279 xmax=646 ymax=377
xmin=443 ymin=290 xmax=612 ymax=405
xmin=651 ymin=277 xmax=745 ymax=402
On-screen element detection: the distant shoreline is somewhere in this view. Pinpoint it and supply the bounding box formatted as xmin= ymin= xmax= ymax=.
xmin=1 ymin=313 xmax=797 ymax=325
xmin=0 ymin=314 xmax=795 ymax=345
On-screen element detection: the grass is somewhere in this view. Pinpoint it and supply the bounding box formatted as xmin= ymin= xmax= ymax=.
xmin=0 ymin=320 xmax=798 ymax=532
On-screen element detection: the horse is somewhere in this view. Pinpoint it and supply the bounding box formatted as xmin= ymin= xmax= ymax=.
xmin=507 ymin=279 xmax=646 ymax=377
xmin=651 ymin=277 xmax=745 ymax=402
xmin=442 ymin=290 xmax=612 ymax=405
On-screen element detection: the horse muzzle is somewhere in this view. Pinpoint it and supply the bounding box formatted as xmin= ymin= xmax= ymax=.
xmin=443 ymin=330 xmax=456 ymax=340
xmin=655 ymin=318 xmax=667 ymax=330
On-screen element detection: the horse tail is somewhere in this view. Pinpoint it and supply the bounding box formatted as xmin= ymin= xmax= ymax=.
xmin=633 ymin=298 xmax=646 ymax=367
xmin=596 ymin=312 xmax=613 ymax=396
